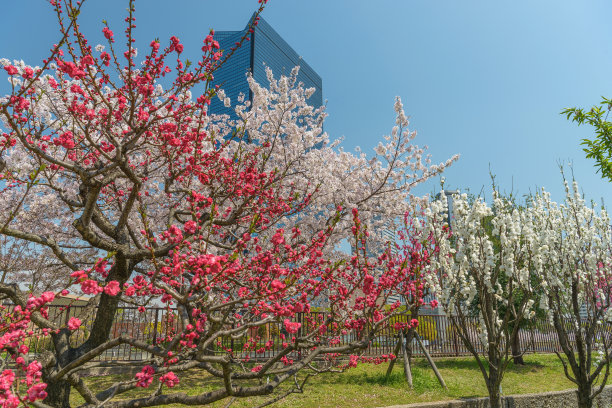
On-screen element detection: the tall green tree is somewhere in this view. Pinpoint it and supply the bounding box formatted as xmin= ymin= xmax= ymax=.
xmin=563 ymin=98 xmax=612 ymax=181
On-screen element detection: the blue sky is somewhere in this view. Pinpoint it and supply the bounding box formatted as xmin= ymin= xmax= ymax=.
xmin=2 ymin=0 xmax=612 ymax=205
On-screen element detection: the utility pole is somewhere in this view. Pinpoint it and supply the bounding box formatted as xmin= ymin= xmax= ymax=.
xmin=436 ymin=189 xmax=459 ymax=228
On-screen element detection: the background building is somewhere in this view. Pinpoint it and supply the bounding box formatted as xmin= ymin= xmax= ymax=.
xmin=209 ymin=13 xmax=323 ymax=119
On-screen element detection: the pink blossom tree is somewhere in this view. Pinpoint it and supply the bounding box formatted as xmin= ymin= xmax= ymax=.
xmin=0 ymin=0 xmax=457 ymax=406
xmin=383 ymin=207 xmax=442 ymax=386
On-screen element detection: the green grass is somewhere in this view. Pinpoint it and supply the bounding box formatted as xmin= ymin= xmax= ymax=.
xmin=71 ymin=353 xmax=600 ymax=408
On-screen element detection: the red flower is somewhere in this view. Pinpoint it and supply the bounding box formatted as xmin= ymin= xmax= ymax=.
xmin=270 ymin=280 xmax=286 ymax=291
xmin=284 ymin=319 xmax=301 ymax=334
xmin=102 ymin=27 xmax=114 ymax=42
xmin=271 ymin=229 xmax=285 ymax=246
xmin=80 ymin=279 xmax=103 ymax=295
xmin=104 ymin=281 xmax=121 ymax=296
xmin=160 ymin=372 xmax=179 ymax=387
xmin=135 ymin=365 xmax=155 ymax=388
xmin=3 ymin=65 xmax=18 ymax=75
xmin=67 ymin=317 xmax=81 ymax=331
xmin=52 ymin=131 xmax=76 ymax=150
xmin=22 ymin=67 xmax=34 ymax=79
xmin=26 ymin=383 xmax=47 ymax=402
xmin=100 ymin=52 xmax=111 ymax=66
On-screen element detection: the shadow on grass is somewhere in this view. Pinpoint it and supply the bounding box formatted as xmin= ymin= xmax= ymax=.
xmin=414 ymin=358 xmax=480 ymax=370
xmin=328 ymin=367 xmax=448 ymax=392
xmin=416 ymin=357 xmax=548 ymax=373
xmin=507 ymin=361 xmax=546 ymax=373
xmin=336 ymin=371 xmax=408 ymax=387
xmin=174 ymin=374 xmax=221 ymax=388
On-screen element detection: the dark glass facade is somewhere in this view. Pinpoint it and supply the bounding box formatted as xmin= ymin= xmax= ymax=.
xmin=209 ymin=13 xmax=323 ymax=119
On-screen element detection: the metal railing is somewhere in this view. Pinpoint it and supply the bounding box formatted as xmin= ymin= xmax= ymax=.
xmin=23 ymin=305 xmax=578 ymax=361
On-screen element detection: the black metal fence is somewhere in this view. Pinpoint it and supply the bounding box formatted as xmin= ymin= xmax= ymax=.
xmin=25 ymin=305 xmax=571 ymax=361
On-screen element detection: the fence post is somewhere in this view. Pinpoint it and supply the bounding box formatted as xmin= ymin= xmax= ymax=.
xmin=452 ymin=322 xmax=459 ymax=357
xmin=152 ymin=308 xmax=159 ymax=346
xmin=64 ymin=306 xmax=71 ymax=327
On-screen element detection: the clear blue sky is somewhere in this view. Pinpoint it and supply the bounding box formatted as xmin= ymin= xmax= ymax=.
xmin=3 ymin=0 xmax=612 ymax=205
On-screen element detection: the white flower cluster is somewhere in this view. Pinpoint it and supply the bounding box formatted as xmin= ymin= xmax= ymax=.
xmin=211 ymin=66 xmax=459 ymax=254
xmin=423 ymin=179 xmax=612 ymax=354
xmin=425 ymin=191 xmax=542 ymax=351
xmin=530 ymin=180 xmax=612 ymax=325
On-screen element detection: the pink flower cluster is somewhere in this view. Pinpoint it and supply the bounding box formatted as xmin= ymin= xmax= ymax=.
xmin=70 ymin=270 xmax=120 ymax=296
xmin=135 ymin=365 xmax=155 ymax=388
xmin=160 ymin=372 xmax=179 ymax=388
xmin=67 ymin=317 xmax=81 ymax=331
xmin=283 ymin=319 xmax=301 ymax=334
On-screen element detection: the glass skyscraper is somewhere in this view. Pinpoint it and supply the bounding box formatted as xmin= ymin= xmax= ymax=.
xmin=209 ymin=13 xmax=323 ymax=118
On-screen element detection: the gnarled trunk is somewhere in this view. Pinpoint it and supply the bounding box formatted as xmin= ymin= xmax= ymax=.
xmin=43 ymin=331 xmax=74 ymax=408
xmin=43 ymin=376 xmax=72 ymax=408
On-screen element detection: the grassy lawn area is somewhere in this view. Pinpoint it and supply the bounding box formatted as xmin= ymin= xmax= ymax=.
xmin=72 ymin=353 xmax=598 ymax=407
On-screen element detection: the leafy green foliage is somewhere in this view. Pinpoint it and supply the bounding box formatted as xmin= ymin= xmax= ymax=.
xmin=563 ymin=98 xmax=612 ymax=181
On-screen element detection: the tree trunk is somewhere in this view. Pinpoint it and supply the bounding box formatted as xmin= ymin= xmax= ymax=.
xmin=43 ymin=329 xmax=75 ymax=407
xmin=511 ymin=329 xmax=525 ymax=365
xmin=43 ymin=375 xmax=72 ymax=408
xmin=404 ymin=328 xmax=415 ymax=366
xmin=487 ymin=358 xmax=503 ymax=408
xmin=488 ymin=386 xmax=502 ymax=408
xmin=385 ymin=337 xmax=402 ymax=377
xmin=405 ymin=307 xmax=419 ymax=367
xmin=576 ymin=383 xmax=593 ymax=408
xmin=401 ymin=331 xmax=413 ymax=388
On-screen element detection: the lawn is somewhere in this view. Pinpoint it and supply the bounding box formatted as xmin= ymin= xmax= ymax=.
xmin=72 ymin=353 xmax=597 ymax=408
